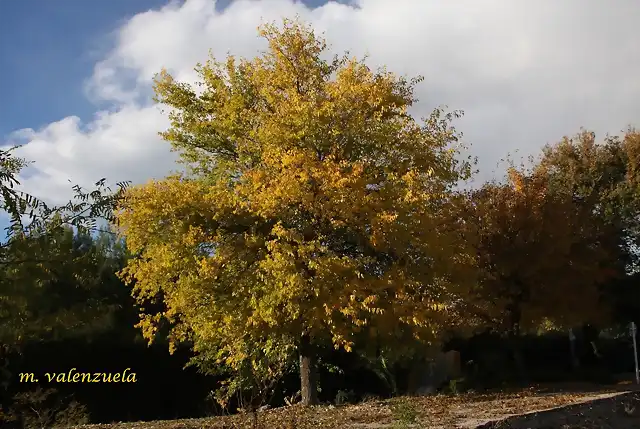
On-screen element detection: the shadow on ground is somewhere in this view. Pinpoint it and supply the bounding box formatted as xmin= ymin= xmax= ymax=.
xmin=476 ymin=391 xmax=640 ymax=429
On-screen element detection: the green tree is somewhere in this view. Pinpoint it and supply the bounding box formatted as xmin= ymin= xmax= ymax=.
xmin=0 ymin=224 xmax=131 ymax=346
xmin=0 ymin=146 xmax=132 ymax=426
xmin=0 ymin=145 xmax=130 ymax=347
xmin=116 ymin=19 xmax=477 ymax=406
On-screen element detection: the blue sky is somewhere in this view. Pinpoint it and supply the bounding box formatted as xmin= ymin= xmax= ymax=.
xmin=0 ymin=0 xmax=337 ymax=136
xmin=0 ymin=0 xmax=166 ymax=136
xmin=1 ymin=0 xmax=640 ymax=237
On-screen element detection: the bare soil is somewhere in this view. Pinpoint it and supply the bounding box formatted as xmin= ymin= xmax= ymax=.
xmin=72 ymin=384 xmax=640 ymax=428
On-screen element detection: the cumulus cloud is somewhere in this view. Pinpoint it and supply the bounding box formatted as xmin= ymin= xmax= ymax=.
xmin=5 ymin=0 xmax=640 ymax=204
xmin=7 ymin=105 xmax=173 ymax=205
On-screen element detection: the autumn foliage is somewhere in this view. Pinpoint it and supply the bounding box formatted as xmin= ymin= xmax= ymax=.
xmin=116 ymin=20 xmax=477 ymax=404
xmin=3 ymin=14 xmax=640 ymax=429
xmin=466 ymin=166 xmax=619 ymax=336
xmin=105 ymin=17 xmax=640 ymax=410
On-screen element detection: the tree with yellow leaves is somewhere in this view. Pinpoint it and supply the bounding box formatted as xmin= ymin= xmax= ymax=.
xmin=116 ymin=19 xmax=476 ymax=406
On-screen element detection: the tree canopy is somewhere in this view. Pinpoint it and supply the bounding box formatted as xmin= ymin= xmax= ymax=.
xmin=466 ymin=166 xmax=618 ymax=335
xmin=116 ymin=19 xmax=478 ymax=405
xmin=534 ymin=129 xmax=640 ymax=325
xmin=0 ymin=145 xmax=130 ymax=349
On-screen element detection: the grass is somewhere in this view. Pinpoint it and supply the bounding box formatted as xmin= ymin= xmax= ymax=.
xmin=389 ymin=397 xmax=419 ymax=428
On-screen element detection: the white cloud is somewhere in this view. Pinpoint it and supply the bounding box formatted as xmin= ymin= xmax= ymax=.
xmin=5 ymin=0 xmax=640 ymax=204
xmin=8 ymin=105 xmax=174 ymax=205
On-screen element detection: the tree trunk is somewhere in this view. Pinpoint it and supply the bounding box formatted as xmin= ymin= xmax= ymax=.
xmin=299 ymin=334 xmax=319 ymax=406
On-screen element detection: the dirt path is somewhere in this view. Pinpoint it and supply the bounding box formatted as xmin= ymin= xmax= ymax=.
xmin=72 ymin=388 xmax=640 ymax=428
